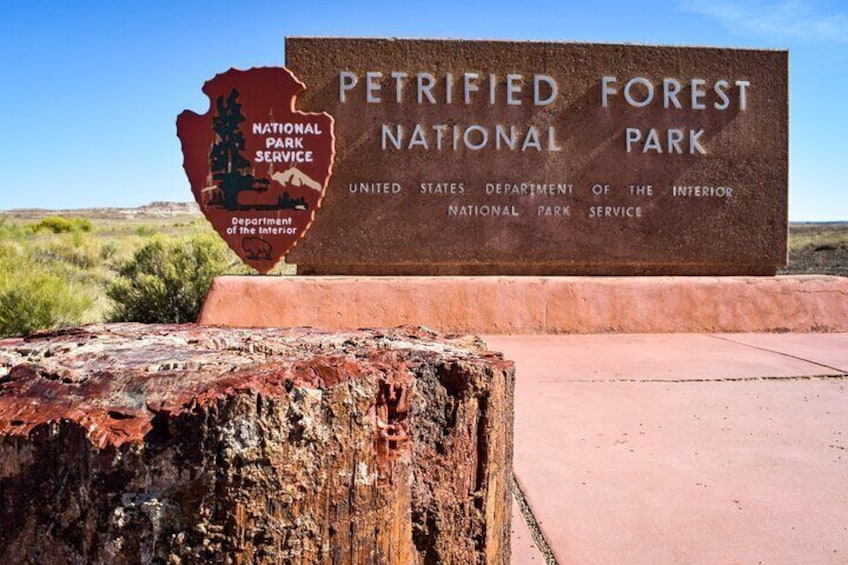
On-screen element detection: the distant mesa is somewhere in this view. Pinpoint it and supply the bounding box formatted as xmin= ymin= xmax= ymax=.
xmin=0 ymin=201 xmax=201 ymax=219
xmin=271 ymin=167 xmax=322 ymax=192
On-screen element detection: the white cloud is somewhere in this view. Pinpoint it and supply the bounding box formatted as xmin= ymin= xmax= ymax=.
xmin=681 ymin=0 xmax=848 ymax=42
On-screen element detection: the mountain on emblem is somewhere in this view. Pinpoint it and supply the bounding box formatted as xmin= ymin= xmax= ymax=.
xmin=271 ymin=167 xmax=322 ymax=192
xmin=177 ymin=68 xmax=335 ymax=274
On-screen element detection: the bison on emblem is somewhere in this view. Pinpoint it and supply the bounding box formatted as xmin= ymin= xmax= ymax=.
xmin=242 ymin=237 xmax=273 ymax=261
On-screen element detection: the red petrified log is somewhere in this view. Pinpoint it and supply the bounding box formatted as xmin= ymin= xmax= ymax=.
xmin=0 ymin=324 xmax=514 ymax=564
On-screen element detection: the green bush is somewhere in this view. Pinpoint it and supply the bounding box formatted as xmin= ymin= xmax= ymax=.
xmin=107 ymin=233 xmax=232 ymax=323
xmin=0 ymin=258 xmax=93 ymax=337
xmin=0 ymin=240 xmax=22 ymax=260
xmin=29 ymin=216 xmax=93 ymax=234
xmin=0 ymin=219 xmax=26 ymax=240
xmin=100 ymin=240 xmax=119 ymax=261
xmin=27 ymin=233 xmax=103 ymax=271
xmin=135 ymin=224 xmax=157 ymax=237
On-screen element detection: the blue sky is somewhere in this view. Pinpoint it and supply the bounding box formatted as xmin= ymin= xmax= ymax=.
xmin=1 ymin=0 xmax=846 ymax=220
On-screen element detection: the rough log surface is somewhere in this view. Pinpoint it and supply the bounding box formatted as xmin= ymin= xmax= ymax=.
xmin=0 ymin=324 xmax=514 ymax=565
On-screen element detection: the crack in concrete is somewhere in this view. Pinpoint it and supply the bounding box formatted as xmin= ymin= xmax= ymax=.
xmin=513 ymin=476 xmax=559 ymax=565
xmin=708 ymin=334 xmax=848 ymax=374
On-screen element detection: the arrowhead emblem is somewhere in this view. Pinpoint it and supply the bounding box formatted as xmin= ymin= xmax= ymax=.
xmin=177 ymin=67 xmax=335 ymax=274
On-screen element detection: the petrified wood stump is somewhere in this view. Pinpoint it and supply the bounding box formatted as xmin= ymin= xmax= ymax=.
xmin=0 ymin=324 xmax=514 ymax=564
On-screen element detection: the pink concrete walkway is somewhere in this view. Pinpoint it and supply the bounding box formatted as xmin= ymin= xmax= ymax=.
xmin=494 ymin=333 xmax=848 ymax=565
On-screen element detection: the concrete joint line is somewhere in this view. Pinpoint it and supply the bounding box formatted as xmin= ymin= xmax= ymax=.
xmin=513 ymin=475 xmax=559 ymax=565
xmin=708 ymin=334 xmax=848 ymax=374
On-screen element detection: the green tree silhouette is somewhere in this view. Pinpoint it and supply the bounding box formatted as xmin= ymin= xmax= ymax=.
xmin=210 ymin=89 xmax=265 ymax=210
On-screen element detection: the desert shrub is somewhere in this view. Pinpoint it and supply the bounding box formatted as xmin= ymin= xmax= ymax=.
xmin=135 ymin=224 xmax=157 ymax=237
xmin=29 ymin=216 xmax=92 ymax=234
xmin=0 ymin=240 xmax=22 ymax=260
xmin=107 ymin=233 xmax=232 ymax=323
xmin=0 ymin=219 xmax=26 ymax=240
xmin=100 ymin=240 xmax=119 ymax=261
xmin=28 ymin=236 xmax=102 ymax=270
xmin=0 ymin=258 xmax=92 ymax=337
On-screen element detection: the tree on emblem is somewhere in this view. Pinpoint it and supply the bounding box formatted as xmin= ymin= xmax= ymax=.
xmin=209 ymin=89 xmax=268 ymax=210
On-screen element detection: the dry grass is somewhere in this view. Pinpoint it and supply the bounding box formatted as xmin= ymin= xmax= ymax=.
xmin=787 ymin=222 xmax=848 ymax=251
xmin=0 ymin=210 xmax=293 ymax=335
xmin=782 ymin=222 xmax=848 ymax=277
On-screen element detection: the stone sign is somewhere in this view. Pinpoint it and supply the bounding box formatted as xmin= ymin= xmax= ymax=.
xmin=178 ymin=67 xmax=334 ymax=274
xmin=284 ymin=38 xmax=788 ymax=275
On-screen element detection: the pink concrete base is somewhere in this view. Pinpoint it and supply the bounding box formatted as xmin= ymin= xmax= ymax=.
xmin=490 ymin=334 xmax=848 ymax=564
xmin=198 ymin=275 xmax=848 ymax=334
